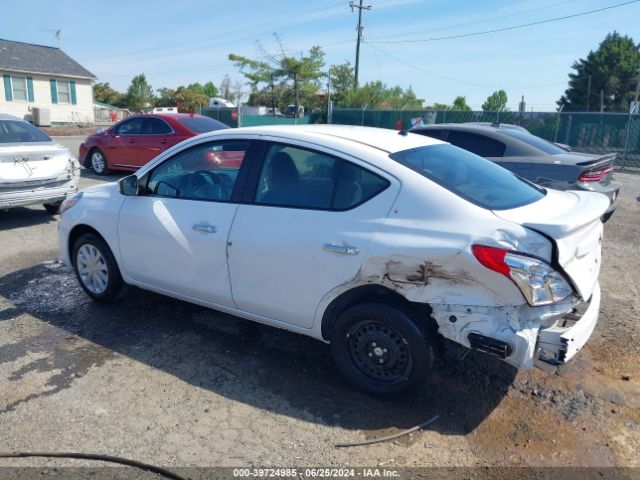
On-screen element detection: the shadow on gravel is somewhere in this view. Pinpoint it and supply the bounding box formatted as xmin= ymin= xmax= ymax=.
xmin=0 ymin=207 xmax=57 ymax=230
xmin=79 ymin=168 xmax=125 ymax=182
xmin=0 ymin=263 xmax=516 ymax=435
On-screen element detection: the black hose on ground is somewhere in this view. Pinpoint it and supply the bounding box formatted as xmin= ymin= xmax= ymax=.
xmin=0 ymin=451 xmax=187 ymax=480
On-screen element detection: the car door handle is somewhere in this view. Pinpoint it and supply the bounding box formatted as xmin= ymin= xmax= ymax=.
xmin=160 ymin=139 xmax=169 ymax=145
xmin=192 ymin=223 xmax=217 ymax=234
xmin=323 ymin=243 xmax=359 ymax=256
xmin=128 ymin=138 xmax=136 ymax=144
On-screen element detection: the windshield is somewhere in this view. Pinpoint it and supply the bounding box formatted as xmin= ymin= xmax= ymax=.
xmin=499 ymin=128 xmax=567 ymax=155
xmin=390 ymin=144 xmax=545 ymax=210
xmin=178 ymin=116 xmax=230 ymax=133
xmin=0 ymin=120 xmax=52 ymax=143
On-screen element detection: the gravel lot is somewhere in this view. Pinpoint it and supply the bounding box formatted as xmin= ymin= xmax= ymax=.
xmin=0 ymin=136 xmax=639 ymax=473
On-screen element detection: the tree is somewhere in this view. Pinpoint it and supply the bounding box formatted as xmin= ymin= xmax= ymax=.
xmin=341 ymin=81 xmax=424 ymax=109
xmin=451 ymin=96 xmax=472 ymax=111
xmin=558 ymin=32 xmax=640 ymax=112
xmin=219 ymin=74 xmax=232 ymax=100
xmin=156 ymin=87 xmax=176 ymax=107
xmin=203 ymin=81 xmax=218 ymax=98
xmin=173 ymin=86 xmax=208 ymax=112
xmin=123 ymin=74 xmax=155 ymax=112
xmin=93 ymin=82 xmax=123 ymax=106
xmin=229 ymin=44 xmax=325 ymax=114
xmin=328 ymin=62 xmax=354 ymax=107
xmin=482 ymin=90 xmax=509 ymax=112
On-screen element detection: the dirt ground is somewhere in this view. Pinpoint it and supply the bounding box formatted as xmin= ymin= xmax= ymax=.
xmin=0 ymin=154 xmax=639 ymax=473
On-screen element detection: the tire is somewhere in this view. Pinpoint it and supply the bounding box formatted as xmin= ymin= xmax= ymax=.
xmin=330 ymin=302 xmax=433 ymax=398
xmin=43 ymin=201 xmax=61 ymax=214
xmin=89 ymin=148 xmax=110 ymax=175
xmin=72 ymin=233 xmax=124 ymax=302
xmin=602 ymin=211 xmax=614 ymax=223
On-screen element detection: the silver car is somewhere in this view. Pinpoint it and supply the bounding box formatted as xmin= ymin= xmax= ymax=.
xmin=0 ymin=114 xmax=79 ymax=214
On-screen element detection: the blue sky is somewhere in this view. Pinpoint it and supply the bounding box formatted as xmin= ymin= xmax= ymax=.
xmin=2 ymin=0 xmax=639 ymax=110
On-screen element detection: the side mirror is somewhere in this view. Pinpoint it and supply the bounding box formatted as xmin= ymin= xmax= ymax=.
xmin=119 ymin=175 xmax=141 ymax=196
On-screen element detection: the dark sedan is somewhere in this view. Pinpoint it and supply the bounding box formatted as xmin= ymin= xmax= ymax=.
xmin=411 ymin=123 xmax=619 ymax=220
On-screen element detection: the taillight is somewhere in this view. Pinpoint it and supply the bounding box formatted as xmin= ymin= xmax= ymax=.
xmin=472 ymin=245 xmax=573 ymax=306
xmin=578 ymin=166 xmax=612 ymax=182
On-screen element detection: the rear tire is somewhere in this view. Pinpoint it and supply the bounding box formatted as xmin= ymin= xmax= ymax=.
xmin=89 ymin=148 xmax=110 ymax=175
xmin=43 ymin=201 xmax=61 ymax=214
xmin=72 ymin=233 xmax=124 ymax=302
xmin=330 ymin=302 xmax=433 ymax=398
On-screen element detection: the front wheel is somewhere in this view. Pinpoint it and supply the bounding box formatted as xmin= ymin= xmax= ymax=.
xmin=72 ymin=233 xmax=124 ymax=302
xmin=89 ymin=149 xmax=110 ymax=175
xmin=330 ymin=302 xmax=434 ymax=398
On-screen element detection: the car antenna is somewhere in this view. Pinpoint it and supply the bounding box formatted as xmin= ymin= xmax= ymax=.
xmin=491 ymin=122 xmax=500 ymax=127
xmin=398 ymin=129 xmax=408 ymax=136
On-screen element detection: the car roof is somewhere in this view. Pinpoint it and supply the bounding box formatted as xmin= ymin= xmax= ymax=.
xmin=0 ymin=113 xmax=23 ymax=121
xmin=213 ymin=124 xmax=444 ymax=154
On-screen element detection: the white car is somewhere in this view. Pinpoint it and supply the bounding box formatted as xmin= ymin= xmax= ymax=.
xmin=58 ymin=125 xmax=608 ymax=396
xmin=0 ymin=114 xmax=79 ymax=213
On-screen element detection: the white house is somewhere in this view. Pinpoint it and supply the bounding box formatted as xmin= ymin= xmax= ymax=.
xmin=0 ymin=38 xmax=96 ymax=125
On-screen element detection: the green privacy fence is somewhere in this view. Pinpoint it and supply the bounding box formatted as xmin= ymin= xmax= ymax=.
xmin=201 ymin=108 xmax=325 ymax=128
xmin=331 ymin=108 xmax=640 ymax=168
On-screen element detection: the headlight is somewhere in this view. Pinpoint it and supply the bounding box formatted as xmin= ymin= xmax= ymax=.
xmin=60 ymin=192 xmax=83 ymax=215
xmin=472 ymin=245 xmax=573 ymax=306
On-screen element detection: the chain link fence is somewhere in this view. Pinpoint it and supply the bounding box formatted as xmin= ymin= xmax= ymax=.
xmin=331 ymin=108 xmax=640 ymax=168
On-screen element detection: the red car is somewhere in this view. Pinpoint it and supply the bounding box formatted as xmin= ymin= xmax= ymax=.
xmin=79 ymin=113 xmax=229 ymax=175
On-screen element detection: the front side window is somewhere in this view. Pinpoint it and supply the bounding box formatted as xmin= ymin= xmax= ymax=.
xmin=115 ymin=118 xmax=144 ymax=135
xmin=146 ymin=141 xmax=249 ymax=202
xmin=255 ymin=144 xmax=389 ymax=210
xmin=390 ymin=144 xmax=545 ymax=210
xmin=11 ymin=76 xmax=27 ymax=101
xmin=57 ymin=80 xmax=71 ymax=104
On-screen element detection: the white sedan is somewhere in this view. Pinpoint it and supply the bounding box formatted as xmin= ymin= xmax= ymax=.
xmin=0 ymin=114 xmax=79 ymax=213
xmin=58 ymin=125 xmax=608 ymax=397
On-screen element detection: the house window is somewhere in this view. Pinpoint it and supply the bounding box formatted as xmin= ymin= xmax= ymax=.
xmin=11 ymin=76 xmax=28 ymax=101
xmin=57 ymin=80 xmax=71 ymax=103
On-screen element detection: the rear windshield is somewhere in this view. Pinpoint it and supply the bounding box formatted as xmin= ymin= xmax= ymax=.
xmin=499 ymin=128 xmax=567 ymax=155
xmin=390 ymin=144 xmax=545 ymax=210
xmin=0 ymin=120 xmax=52 ymax=143
xmin=178 ymin=116 xmax=230 ymax=133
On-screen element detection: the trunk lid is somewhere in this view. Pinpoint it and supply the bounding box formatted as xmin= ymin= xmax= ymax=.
xmin=493 ymin=189 xmax=609 ymax=300
xmin=0 ymin=143 xmax=71 ymax=185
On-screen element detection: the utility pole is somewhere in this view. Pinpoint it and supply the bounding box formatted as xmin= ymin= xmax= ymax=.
xmin=350 ymin=0 xmax=372 ymax=89
xmin=270 ymin=72 xmax=276 ymax=117
xmin=600 ymin=89 xmax=604 ymax=113
xmin=586 ymin=75 xmax=592 ymax=111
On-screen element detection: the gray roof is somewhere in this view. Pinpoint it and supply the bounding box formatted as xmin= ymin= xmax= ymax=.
xmin=0 ymin=39 xmax=96 ymax=79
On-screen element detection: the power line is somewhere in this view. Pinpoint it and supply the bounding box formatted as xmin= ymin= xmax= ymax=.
xmin=81 ymin=1 xmax=347 ymax=65
xmin=366 ymin=0 xmax=640 ymax=44
xmin=365 ymin=43 xmax=566 ymax=90
xmin=372 ymin=0 xmax=585 ymax=41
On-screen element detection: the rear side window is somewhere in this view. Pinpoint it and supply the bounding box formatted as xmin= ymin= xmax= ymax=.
xmin=142 ymin=117 xmax=172 ymax=134
xmin=0 ymin=120 xmax=51 ymax=143
xmin=178 ymin=116 xmax=229 ymax=133
xmin=255 ymin=144 xmax=389 ymax=210
xmin=446 ymin=131 xmax=506 ymax=157
xmin=390 ymin=144 xmax=545 ymax=210
xmin=499 ymin=128 xmax=567 ymax=155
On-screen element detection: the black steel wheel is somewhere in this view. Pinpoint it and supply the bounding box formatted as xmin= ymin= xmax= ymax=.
xmin=330 ymin=302 xmax=433 ymax=398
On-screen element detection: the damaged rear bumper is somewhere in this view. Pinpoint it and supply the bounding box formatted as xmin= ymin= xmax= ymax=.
xmin=537 ymin=283 xmax=600 ymax=365
xmin=0 ymin=179 xmax=79 ymax=209
xmin=432 ymin=283 xmax=600 ymax=369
